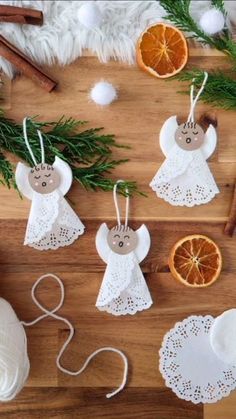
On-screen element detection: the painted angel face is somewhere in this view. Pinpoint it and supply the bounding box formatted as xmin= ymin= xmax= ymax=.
xmin=107 ymin=225 xmax=138 ymax=255
xmin=175 ymin=122 xmax=204 ymax=151
xmin=28 ymin=163 xmax=60 ymax=194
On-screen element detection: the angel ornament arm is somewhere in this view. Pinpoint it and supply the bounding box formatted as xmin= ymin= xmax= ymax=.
xmin=95 ymin=180 xmax=153 ymax=316
xmin=150 ymin=72 xmax=219 ymax=207
xmin=15 ymin=117 xmax=85 ymax=250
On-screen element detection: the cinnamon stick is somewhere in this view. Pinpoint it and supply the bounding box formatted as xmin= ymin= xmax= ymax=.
xmin=0 ymin=35 xmax=57 ymax=92
xmin=224 ymin=182 xmax=236 ymax=236
xmin=0 ymin=5 xmax=43 ymax=25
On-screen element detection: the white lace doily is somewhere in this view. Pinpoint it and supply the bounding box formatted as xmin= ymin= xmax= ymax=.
xmin=25 ymin=190 xmax=84 ymax=250
xmin=150 ymin=145 xmax=219 ymax=207
xmin=96 ymin=251 xmax=152 ymax=316
xmin=159 ymin=315 xmax=236 ymax=404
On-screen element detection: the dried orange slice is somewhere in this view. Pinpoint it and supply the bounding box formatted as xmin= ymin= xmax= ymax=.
xmin=169 ymin=235 xmax=222 ymax=288
xmin=136 ymin=23 xmax=188 ymax=78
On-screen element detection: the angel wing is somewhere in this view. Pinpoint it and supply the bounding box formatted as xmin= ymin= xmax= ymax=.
xmin=159 ymin=116 xmax=178 ymax=157
xmin=134 ymin=224 xmax=151 ymax=263
xmin=200 ymin=124 xmax=217 ymax=160
xmin=95 ymin=223 xmax=110 ymax=264
xmin=53 ymin=156 xmax=73 ymax=196
xmin=15 ymin=162 xmax=33 ymax=200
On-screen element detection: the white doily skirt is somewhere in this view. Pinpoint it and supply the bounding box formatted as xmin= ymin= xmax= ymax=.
xmin=96 ymin=252 xmax=153 ymax=316
xmin=150 ymin=146 xmax=219 ymax=207
xmin=159 ymin=315 xmax=236 ymax=404
xmin=25 ymin=190 xmax=85 ymax=250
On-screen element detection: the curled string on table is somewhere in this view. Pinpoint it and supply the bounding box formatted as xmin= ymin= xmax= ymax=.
xmin=0 ymin=273 xmax=128 ymax=401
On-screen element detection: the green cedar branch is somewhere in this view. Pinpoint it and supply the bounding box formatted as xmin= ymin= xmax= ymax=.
xmin=0 ymin=112 xmax=140 ymax=195
xmin=211 ymin=0 xmax=225 ymax=13
xmin=159 ymin=0 xmax=236 ymax=62
xmin=175 ymin=69 xmax=236 ymax=110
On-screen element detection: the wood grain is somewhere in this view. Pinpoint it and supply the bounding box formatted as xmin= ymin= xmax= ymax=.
xmin=0 ymin=388 xmax=203 ymax=419
xmin=0 ymin=46 xmax=235 ymax=418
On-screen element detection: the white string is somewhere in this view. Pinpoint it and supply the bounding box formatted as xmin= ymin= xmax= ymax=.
xmin=23 ymin=117 xmax=37 ymax=166
xmin=37 ymin=130 xmax=45 ymax=164
xmin=22 ymin=273 xmax=128 ymax=399
xmin=190 ymin=78 xmax=194 ymax=115
xmin=187 ymin=72 xmax=208 ymax=123
xmin=22 ymin=117 xmax=45 ymax=165
xmin=113 ymin=180 xmax=129 ymax=228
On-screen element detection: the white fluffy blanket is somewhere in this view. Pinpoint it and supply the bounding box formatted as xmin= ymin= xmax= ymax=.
xmin=0 ymin=0 xmax=235 ymax=78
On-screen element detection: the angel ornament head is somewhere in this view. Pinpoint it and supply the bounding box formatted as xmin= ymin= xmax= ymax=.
xmin=15 ymin=117 xmax=85 ymax=250
xmin=150 ymin=72 xmax=219 ymax=207
xmin=96 ymin=180 xmax=153 ymax=316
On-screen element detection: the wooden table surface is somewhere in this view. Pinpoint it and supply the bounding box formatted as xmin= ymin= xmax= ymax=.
xmin=0 ymin=47 xmax=235 ymax=419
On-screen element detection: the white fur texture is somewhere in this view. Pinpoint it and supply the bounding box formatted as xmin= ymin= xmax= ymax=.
xmin=199 ymin=8 xmax=225 ymax=35
xmin=0 ymin=1 xmax=235 ymax=78
xmin=90 ymin=81 xmax=117 ymax=105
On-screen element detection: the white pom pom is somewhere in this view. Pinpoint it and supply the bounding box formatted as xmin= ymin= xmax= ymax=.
xmin=199 ymin=8 xmax=225 ymax=35
xmin=0 ymin=298 xmax=29 ymax=401
xmin=90 ymin=81 xmax=117 ymax=106
xmin=77 ymin=2 xmax=102 ymax=29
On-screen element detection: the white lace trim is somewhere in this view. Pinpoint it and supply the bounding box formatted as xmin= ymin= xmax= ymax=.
xmin=150 ymin=146 xmax=219 ymax=207
xmin=96 ymin=252 xmax=152 ymax=316
xmin=159 ymin=315 xmax=236 ymax=404
xmin=24 ymin=190 xmax=84 ymax=250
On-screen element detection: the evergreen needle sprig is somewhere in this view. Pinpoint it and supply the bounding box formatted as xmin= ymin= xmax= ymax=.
xmin=0 ymin=111 xmax=139 ymax=195
xmin=159 ymin=0 xmax=236 ymax=63
xmin=175 ymin=69 xmax=236 ymax=110
xmin=158 ymin=0 xmax=236 ymax=110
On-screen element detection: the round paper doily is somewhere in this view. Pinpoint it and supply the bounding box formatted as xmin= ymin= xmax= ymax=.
xmin=159 ymin=315 xmax=236 ymax=404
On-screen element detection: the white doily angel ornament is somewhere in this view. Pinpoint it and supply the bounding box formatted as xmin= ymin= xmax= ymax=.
xmin=95 ymin=180 xmax=153 ymax=316
xmin=150 ymin=72 xmax=219 ymax=207
xmin=15 ymin=117 xmax=85 ymax=250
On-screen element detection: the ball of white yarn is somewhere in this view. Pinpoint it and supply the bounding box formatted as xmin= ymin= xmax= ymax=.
xmin=199 ymin=8 xmax=225 ymax=35
xmin=0 ymin=298 xmax=29 ymax=401
xmin=90 ymin=81 xmax=117 ymax=106
xmin=77 ymin=2 xmax=102 ymax=29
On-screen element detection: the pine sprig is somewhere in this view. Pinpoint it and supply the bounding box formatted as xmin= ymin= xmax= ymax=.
xmin=0 ymin=112 xmax=140 ymax=194
xmin=211 ymin=0 xmax=225 ymax=12
xmin=0 ymin=152 xmax=14 ymax=188
xmin=159 ymin=0 xmax=236 ymax=110
xmin=159 ymin=0 xmax=236 ymax=62
xmin=175 ymin=69 xmax=236 ymax=110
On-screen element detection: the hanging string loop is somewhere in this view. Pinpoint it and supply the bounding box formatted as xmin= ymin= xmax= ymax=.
xmin=22 ymin=117 xmax=45 ymax=166
xmin=187 ymin=71 xmax=208 ymax=123
xmin=22 ymin=273 xmax=128 ymax=399
xmin=113 ymin=180 xmax=129 ymax=228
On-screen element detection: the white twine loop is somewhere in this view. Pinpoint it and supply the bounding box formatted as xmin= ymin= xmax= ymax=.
xmin=22 ymin=273 xmax=128 ymax=399
xmin=187 ymin=71 xmax=208 ymax=123
xmin=23 ymin=117 xmax=45 ymax=166
xmin=113 ymin=180 xmax=129 ymax=228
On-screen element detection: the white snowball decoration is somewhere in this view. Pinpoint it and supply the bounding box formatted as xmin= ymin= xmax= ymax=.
xmin=77 ymin=2 xmax=102 ymax=30
xmin=90 ymin=81 xmax=117 ymax=106
xmin=0 ymin=298 xmax=29 ymax=401
xmin=199 ymin=8 xmax=225 ymax=35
